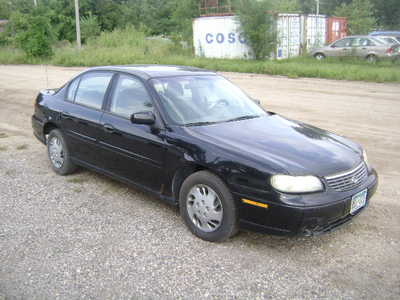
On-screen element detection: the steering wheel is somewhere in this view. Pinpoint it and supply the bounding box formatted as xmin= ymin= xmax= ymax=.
xmin=208 ymin=99 xmax=229 ymax=112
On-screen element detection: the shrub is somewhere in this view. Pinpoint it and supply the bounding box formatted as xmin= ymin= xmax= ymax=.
xmin=334 ymin=0 xmax=377 ymax=35
xmin=81 ymin=13 xmax=101 ymax=43
xmin=235 ymin=0 xmax=277 ymax=60
xmin=11 ymin=12 xmax=54 ymax=57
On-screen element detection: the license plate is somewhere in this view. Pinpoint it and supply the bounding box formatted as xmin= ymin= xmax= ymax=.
xmin=350 ymin=189 xmax=367 ymax=214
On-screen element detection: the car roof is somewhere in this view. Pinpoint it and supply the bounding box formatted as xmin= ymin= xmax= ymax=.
xmin=342 ymin=35 xmax=378 ymax=38
xmin=370 ymin=31 xmax=400 ymax=36
xmin=374 ymin=35 xmax=399 ymax=40
xmin=87 ymin=65 xmax=216 ymax=80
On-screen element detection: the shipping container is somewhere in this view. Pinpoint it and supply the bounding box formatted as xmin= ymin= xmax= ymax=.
xmin=326 ymin=17 xmax=347 ymax=44
xmin=276 ymin=14 xmax=302 ymax=59
xmin=305 ymin=14 xmax=327 ymax=51
xmin=193 ymin=14 xmax=342 ymax=60
xmin=193 ymin=16 xmax=252 ymax=59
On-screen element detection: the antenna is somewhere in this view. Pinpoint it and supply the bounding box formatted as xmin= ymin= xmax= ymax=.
xmin=45 ymin=64 xmax=48 ymax=89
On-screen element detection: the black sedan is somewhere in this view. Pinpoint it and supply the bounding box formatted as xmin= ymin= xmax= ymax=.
xmin=32 ymin=65 xmax=378 ymax=242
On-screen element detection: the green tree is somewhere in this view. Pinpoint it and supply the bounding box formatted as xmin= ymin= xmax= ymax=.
xmin=298 ymin=0 xmax=316 ymax=13
xmin=371 ymin=0 xmax=400 ymax=29
xmin=273 ymin=0 xmax=300 ymax=13
xmin=0 ymin=0 xmax=11 ymax=19
xmin=140 ymin=0 xmax=175 ymax=35
xmin=322 ymin=0 xmax=352 ymax=15
xmin=11 ymin=12 xmax=54 ymax=57
xmin=81 ymin=13 xmax=101 ymax=43
xmin=235 ymin=0 xmax=276 ymax=60
xmin=170 ymin=0 xmax=199 ymax=44
xmin=334 ymin=0 xmax=376 ymax=35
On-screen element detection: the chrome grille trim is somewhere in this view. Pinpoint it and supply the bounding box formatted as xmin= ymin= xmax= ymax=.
xmin=325 ymin=162 xmax=368 ymax=192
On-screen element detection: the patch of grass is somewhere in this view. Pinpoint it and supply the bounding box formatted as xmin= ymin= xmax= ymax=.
xmin=0 ymin=27 xmax=399 ymax=83
xmin=67 ymin=177 xmax=88 ymax=184
xmin=0 ymin=146 xmax=7 ymax=151
xmin=16 ymin=144 xmax=28 ymax=150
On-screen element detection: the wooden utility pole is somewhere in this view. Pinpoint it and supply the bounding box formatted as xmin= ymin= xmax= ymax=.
xmin=33 ymin=0 xmax=37 ymax=6
xmin=74 ymin=0 xmax=81 ymax=49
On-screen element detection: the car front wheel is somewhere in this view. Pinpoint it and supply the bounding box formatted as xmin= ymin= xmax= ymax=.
xmin=47 ymin=129 xmax=77 ymax=175
xmin=179 ymin=171 xmax=239 ymax=242
xmin=314 ymin=53 xmax=325 ymax=60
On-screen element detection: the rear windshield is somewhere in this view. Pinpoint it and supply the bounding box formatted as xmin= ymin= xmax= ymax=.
xmin=371 ymin=37 xmax=385 ymax=44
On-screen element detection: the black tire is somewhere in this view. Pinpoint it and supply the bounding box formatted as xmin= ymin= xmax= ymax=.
xmin=179 ymin=170 xmax=239 ymax=242
xmin=314 ymin=53 xmax=325 ymax=60
xmin=47 ymin=129 xmax=77 ymax=175
xmin=366 ymin=54 xmax=377 ymax=63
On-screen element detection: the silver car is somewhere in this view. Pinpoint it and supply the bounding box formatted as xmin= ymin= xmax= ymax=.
xmin=374 ymin=36 xmax=400 ymax=45
xmin=311 ymin=35 xmax=399 ymax=63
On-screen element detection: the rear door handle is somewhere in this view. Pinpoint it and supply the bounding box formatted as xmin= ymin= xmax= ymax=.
xmin=103 ymin=124 xmax=115 ymax=133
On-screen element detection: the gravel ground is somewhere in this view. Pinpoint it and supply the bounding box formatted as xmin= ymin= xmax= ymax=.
xmin=0 ymin=65 xmax=399 ymax=299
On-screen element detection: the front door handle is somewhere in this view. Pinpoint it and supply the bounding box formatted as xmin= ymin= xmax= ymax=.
xmin=103 ymin=124 xmax=115 ymax=134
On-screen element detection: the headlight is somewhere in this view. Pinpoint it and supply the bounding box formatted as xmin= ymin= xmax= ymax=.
xmin=270 ymin=175 xmax=323 ymax=193
xmin=362 ymin=149 xmax=369 ymax=167
xmin=363 ymin=150 xmax=370 ymax=169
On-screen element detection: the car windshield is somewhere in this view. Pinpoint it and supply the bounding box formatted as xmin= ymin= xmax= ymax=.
xmin=150 ymin=75 xmax=266 ymax=126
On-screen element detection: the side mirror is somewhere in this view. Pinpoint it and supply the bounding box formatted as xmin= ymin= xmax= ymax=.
xmin=130 ymin=111 xmax=155 ymax=125
xmin=252 ymin=98 xmax=261 ymax=105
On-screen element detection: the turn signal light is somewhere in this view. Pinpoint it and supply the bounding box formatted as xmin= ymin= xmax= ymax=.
xmin=242 ymin=199 xmax=269 ymax=208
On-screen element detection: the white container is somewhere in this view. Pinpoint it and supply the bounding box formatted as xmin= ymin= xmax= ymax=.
xmin=193 ymin=16 xmax=253 ymax=59
xmin=276 ymin=14 xmax=302 ymax=59
xmin=193 ymin=14 xmax=328 ymax=60
xmin=305 ymin=14 xmax=327 ymax=51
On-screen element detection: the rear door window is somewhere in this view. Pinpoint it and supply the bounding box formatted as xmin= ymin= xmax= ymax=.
xmin=75 ymin=72 xmax=113 ymax=110
xmin=351 ymin=38 xmax=373 ymax=47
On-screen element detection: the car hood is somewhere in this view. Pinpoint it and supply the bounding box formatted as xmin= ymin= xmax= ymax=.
xmin=186 ymin=115 xmax=362 ymax=176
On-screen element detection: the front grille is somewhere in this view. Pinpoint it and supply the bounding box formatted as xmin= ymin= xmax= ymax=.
xmin=325 ymin=162 xmax=368 ymax=192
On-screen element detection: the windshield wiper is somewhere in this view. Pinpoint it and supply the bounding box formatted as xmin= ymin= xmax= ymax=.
xmin=225 ymin=115 xmax=260 ymax=123
xmin=185 ymin=115 xmax=260 ymax=126
xmin=185 ymin=121 xmax=219 ymax=127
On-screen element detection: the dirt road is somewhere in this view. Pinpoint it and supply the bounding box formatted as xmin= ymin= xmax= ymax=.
xmin=0 ymin=65 xmax=399 ymax=299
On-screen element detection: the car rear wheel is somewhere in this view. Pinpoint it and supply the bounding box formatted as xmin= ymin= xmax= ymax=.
xmin=179 ymin=171 xmax=239 ymax=242
xmin=314 ymin=53 xmax=325 ymax=60
xmin=47 ymin=129 xmax=77 ymax=175
xmin=366 ymin=54 xmax=377 ymax=63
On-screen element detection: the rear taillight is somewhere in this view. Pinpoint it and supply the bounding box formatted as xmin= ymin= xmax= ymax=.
xmin=386 ymin=47 xmax=394 ymax=54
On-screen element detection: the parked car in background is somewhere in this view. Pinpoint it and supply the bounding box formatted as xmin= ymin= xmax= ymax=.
xmin=370 ymin=31 xmax=400 ymax=43
xmin=32 ymin=65 xmax=378 ymax=242
xmin=311 ymin=35 xmax=399 ymax=63
xmin=374 ymin=36 xmax=400 ymax=45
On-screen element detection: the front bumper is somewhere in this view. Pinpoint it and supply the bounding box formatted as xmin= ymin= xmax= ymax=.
xmin=236 ymin=169 xmax=378 ymax=236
